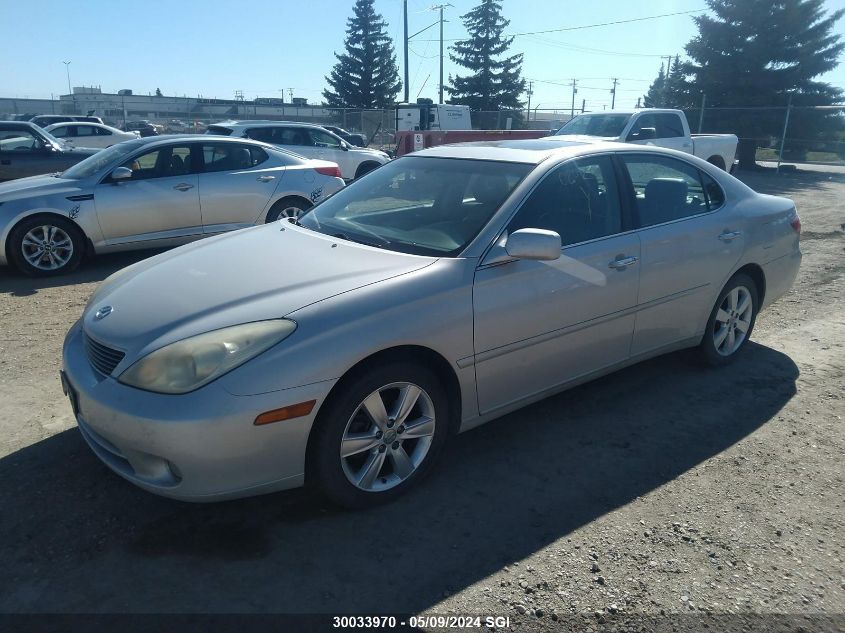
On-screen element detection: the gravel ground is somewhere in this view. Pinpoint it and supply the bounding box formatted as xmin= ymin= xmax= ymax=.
xmin=0 ymin=166 xmax=843 ymax=631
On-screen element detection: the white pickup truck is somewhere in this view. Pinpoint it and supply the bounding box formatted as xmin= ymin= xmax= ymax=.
xmin=551 ymin=108 xmax=738 ymax=171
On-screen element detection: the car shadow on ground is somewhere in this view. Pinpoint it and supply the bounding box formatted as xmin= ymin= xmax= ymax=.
xmin=0 ymin=249 xmax=167 ymax=297
xmin=0 ymin=343 xmax=797 ymax=613
xmin=737 ymin=164 xmax=845 ymax=196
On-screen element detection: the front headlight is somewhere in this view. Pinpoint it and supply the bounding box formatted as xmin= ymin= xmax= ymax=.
xmin=119 ymin=320 xmax=296 ymax=394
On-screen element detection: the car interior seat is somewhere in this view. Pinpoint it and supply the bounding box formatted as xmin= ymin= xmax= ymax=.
xmin=642 ymin=177 xmax=689 ymax=225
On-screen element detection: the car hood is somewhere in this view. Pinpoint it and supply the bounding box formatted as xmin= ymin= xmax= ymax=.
xmin=0 ymin=174 xmax=88 ymax=203
xmin=82 ymin=223 xmax=437 ymax=361
xmin=352 ymin=147 xmax=390 ymax=161
xmin=543 ymin=134 xmax=619 ymax=142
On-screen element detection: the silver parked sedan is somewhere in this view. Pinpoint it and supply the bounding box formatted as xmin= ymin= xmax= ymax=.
xmin=0 ymin=135 xmax=345 ymax=276
xmin=61 ymin=139 xmax=801 ymax=507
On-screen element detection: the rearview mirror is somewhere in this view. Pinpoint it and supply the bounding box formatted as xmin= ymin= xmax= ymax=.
xmin=110 ymin=167 xmax=133 ymax=181
xmin=505 ymin=228 xmax=561 ymax=261
xmin=628 ymin=126 xmax=656 ymax=141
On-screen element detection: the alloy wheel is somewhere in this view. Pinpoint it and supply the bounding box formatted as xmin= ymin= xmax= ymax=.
xmin=713 ymin=286 xmax=753 ymax=356
xmin=340 ymin=382 xmax=436 ymax=492
xmin=21 ymin=225 xmax=74 ymax=271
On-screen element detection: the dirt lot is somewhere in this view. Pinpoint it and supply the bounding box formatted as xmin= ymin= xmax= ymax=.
xmin=0 ymin=166 xmax=843 ymax=630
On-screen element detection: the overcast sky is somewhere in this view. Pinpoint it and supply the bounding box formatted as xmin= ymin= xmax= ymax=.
xmin=2 ymin=0 xmax=844 ymax=112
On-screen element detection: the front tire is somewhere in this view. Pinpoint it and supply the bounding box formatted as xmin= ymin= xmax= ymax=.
xmin=699 ymin=273 xmax=758 ymax=366
xmin=308 ymin=362 xmax=450 ymax=509
xmin=8 ymin=215 xmax=84 ymax=277
xmin=265 ymin=197 xmax=311 ymax=223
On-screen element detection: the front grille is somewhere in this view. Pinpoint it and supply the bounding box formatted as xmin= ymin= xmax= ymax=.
xmin=84 ymin=333 xmax=125 ymax=376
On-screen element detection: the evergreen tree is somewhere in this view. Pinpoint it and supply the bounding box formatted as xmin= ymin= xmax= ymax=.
xmin=643 ymin=57 xmax=693 ymax=109
xmin=643 ymin=64 xmax=667 ymax=108
xmin=664 ymin=56 xmax=693 ymax=109
xmin=685 ymin=0 xmax=843 ymax=168
xmin=155 ymin=88 xmax=162 ymax=97
xmin=323 ymin=0 xmax=402 ymax=109
xmin=446 ymin=0 xmax=526 ymax=118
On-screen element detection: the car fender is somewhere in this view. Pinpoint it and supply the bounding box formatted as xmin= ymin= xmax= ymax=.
xmin=0 ymin=196 xmax=102 ymax=265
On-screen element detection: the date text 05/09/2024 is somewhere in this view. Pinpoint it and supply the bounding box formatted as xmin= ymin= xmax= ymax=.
xmin=332 ymin=615 xmax=512 ymax=629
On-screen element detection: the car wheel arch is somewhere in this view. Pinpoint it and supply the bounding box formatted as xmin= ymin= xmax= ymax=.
xmin=5 ymin=211 xmax=88 ymax=258
xmin=304 ymin=345 xmax=463 ymax=477
xmin=354 ymin=161 xmax=382 ymax=179
xmin=264 ymin=195 xmax=313 ymax=223
xmin=733 ymin=262 xmax=766 ymax=306
xmin=707 ymin=155 xmax=727 ymax=171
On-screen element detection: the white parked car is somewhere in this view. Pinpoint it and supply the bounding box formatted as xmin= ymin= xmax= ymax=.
xmin=44 ymin=122 xmax=139 ymax=149
xmin=207 ymin=121 xmax=390 ymax=180
xmin=551 ymin=109 xmax=738 ymax=171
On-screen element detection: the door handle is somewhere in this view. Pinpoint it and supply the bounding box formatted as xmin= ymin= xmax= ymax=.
xmin=256 ymin=175 xmax=276 ymax=182
xmin=718 ymin=230 xmax=742 ymax=242
xmin=608 ymin=255 xmax=638 ymax=270
xmin=173 ymin=183 xmax=194 ymax=191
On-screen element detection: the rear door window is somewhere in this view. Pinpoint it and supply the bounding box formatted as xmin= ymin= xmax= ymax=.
xmin=654 ymin=113 xmax=685 ymax=138
xmin=619 ymin=153 xmax=715 ymax=227
xmin=201 ymin=143 xmax=268 ymax=172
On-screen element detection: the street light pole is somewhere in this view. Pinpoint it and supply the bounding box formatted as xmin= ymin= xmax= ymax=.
xmin=62 ymin=61 xmax=72 ymax=95
xmin=403 ymin=0 xmax=409 ymax=103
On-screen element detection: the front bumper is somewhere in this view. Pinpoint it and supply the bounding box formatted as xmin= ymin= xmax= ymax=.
xmin=62 ymin=320 xmax=336 ymax=501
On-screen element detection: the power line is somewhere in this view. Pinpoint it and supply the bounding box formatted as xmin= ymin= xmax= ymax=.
xmin=418 ymin=8 xmax=706 ymax=42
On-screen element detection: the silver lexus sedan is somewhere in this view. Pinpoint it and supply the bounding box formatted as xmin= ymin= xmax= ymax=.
xmin=61 ymin=139 xmax=801 ymax=508
xmin=0 ymin=135 xmax=344 ymax=276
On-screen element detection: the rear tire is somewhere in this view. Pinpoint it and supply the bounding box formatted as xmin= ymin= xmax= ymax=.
xmin=308 ymin=362 xmax=450 ymax=509
xmin=8 ymin=215 xmax=84 ymax=277
xmin=265 ymin=197 xmax=311 ymax=223
xmin=699 ymin=273 xmax=758 ymax=366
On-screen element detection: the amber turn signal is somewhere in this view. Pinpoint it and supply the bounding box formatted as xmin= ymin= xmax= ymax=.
xmin=254 ymin=400 xmax=317 ymax=425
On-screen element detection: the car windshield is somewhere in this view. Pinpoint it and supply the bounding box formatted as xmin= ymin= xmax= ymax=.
xmin=556 ymin=114 xmax=631 ymax=137
xmin=298 ymin=156 xmax=532 ymax=256
xmin=60 ymin=139 xmax=146 ymax=179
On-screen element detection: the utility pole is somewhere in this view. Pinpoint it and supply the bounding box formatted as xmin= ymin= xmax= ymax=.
xmin=636 ymin=97 xmax=641 ymax=108
xmin=581 ymin=98 xmax=585 ymax=113
xmin=438 ymin=4 xmax=444 ymax=104
xmin=697 ymin=91 xmax=706 ymax=133
xmin=403 ymin=0 xmax=409 ymax=103
xmin=610 ymin=78 xmax=618 ymax=109
xmin=526 ymin=81 xmax=533 ymax=121
xmin=570 ymin=79 xmax=578 ymax=118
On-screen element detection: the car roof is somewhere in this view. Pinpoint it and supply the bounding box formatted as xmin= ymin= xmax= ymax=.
xmin=0 ymin=120 xmax=39 ymax=129
xmin=411 ymin=138 xmax=637 ymax=164
xmin=210 ymin=120 xmax=324 ymax=130
xmin=122 ymin=134 xmax=295 ymax=155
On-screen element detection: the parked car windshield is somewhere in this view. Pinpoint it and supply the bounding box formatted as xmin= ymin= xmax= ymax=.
xmin=556 ymin=114 xmax=631 ymax=137
xmin=298 ymin=156 xmax=532 ymax=256
xmin=60 ymin=139 xmax=146 ymax=179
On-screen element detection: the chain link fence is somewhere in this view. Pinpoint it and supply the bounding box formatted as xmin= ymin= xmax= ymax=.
xmin=680 ymin=104 xmax=845 ymax=167
xmin=2 ymin=97 xmax=842 ymax=165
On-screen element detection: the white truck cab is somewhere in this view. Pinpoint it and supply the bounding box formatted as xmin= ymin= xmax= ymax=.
xmin=551 ymin=108 xmax=738 ymax=171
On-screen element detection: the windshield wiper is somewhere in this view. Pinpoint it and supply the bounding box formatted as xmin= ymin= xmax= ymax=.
xmin=332 ymin=232 xmax=388 ymax=249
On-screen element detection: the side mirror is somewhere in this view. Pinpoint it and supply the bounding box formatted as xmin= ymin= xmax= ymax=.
xmin=110 ymin=167 xmax=133 ymax=181
xmin=628 ymin=126 xmax=656 ymax=141
xmin=505 ymin=228 xmax=561 ymax=261
xmin=340 ymin=141 xmax=350 ymax=151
